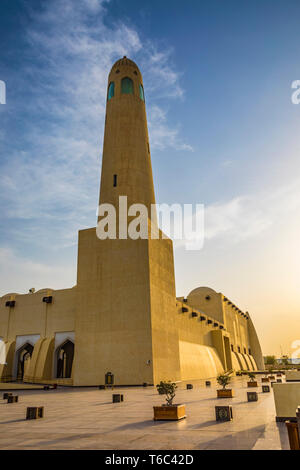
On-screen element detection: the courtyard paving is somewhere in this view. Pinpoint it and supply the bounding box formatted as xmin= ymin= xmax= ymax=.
xmin=0 ymin=376 xmax=290 ymax=450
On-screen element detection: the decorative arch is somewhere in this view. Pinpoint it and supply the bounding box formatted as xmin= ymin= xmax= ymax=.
xmin=55 ymin=340 xmax=74 ymax=379
xmin=0 ymin=337 xmax=4 ymax=365
xmin=16 ymin=342 xmax=34 ymax=381
xmin=121 ymin=77 xmax=134 ymax=95
xmin=107 ymin=82 xmax=115 ymax=101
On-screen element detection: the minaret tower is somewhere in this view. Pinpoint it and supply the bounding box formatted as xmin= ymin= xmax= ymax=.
xmin=75 ymin=58 xmax=180 ymax=387
xmin=99 ymin=56 xmax=156 ymax=216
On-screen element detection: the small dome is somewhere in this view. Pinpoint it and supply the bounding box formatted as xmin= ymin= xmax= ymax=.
xmin=110 ymin=56 xmax=140 ymax=73
xmin=188 ymin=287 xmax=218 ymax=298
xmin=35 ymin=288 xmax=53 ymax=294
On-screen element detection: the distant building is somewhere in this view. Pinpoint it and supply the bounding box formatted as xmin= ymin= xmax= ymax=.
xmin=277 ymin=357 xmax=300 ymax=364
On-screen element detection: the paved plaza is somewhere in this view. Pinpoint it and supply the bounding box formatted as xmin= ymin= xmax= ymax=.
xmin=0 ymin=377 xmax=289 ymax=450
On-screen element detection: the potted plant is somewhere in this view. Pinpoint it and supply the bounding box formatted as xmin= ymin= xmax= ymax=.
xmin=217 ymin=374 xmax=234 ymax=398
xmin=269 ymin=368 xmax=275 ymax=380
xmin=262 ymin=372 xmax=269 ymax=383
xmin=153 ymin=381 xmax=186 ymax=421
xmin=247 ymin=372 xmax=258 ymax=387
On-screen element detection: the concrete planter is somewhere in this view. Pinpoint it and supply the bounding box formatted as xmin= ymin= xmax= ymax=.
xmin=217 ymin=389 xmax=234 ymax=398
xmin=269 ymin=376 xmax=275 ymax=380
xmin=153 ymin=404 xmax=186 ymax=421
xmin=273 ymin=383 xmax=300 ymax=421
xmin=247 ymin=381 xmax=258 ymax=387
xmin=262 ymin=377 xmax=269 ymax=383
xmin=286 ymin=370 xmax=300 ymax=382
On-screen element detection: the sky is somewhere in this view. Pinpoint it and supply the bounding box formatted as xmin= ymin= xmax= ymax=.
xmin=0 ymin=0 xmax=300 ymax=358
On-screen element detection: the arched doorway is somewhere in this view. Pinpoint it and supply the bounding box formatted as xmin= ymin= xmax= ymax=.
xmin=16 ymin=343 xmax=34 ymax=381
xmin=56 ymin=340 xmax=74 ymax=378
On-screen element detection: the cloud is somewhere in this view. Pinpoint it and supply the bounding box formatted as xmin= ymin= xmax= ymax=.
xmin=204 ymin=196 xmax=271 ymax=242
xmin=171 ymin=178 xmax=300 ymax=250
xmin=141 ymin=46 xmax=184 ymax=99
xmin=0 ymin=0 xmax=191 ymax=262
xmin=204 ymin=178 xmax=300 ymax=243
xmin=221 ymin=159 xmax=235 ymax=167
xmin=0 ymin=247 xmax=76 ymax=295
xmin=148 ymin=105 xmax=193 ymax=151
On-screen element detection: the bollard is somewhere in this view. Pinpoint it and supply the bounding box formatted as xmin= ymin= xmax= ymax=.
xmin=7 ymin=395 xmax=18 ymax=403
xmin=26 ymin=407 xmax=44 ymax=420
xmin=247 ymin=391 xmax=258 ymax=402
xmin=3 ymin=393 xmax=12 ymax=400
xmin=112 ymin=394 xmax=124 ymax=403
xmin=215 ymin=405 xmax=233 ymax=422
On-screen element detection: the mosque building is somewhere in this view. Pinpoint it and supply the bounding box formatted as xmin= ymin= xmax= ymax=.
xmin=0 ymin=57 xmax=264 ymax=386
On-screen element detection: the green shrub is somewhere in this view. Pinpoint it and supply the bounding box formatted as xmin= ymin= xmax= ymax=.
xmin=156 ymin=381 xmax=177 ymax=406
xmin=217 ymin=374 xmax=231 ymax=389
xmin=265 ymin=355 xmax=276 ymax=365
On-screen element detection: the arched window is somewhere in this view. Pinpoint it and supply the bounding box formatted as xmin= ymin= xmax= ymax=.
xmin=17 ymin=343 xmax=34 ymax=381
xmin=56 ymin=340 xmax=74 ymax=379
xmin=107 ymin=82 xmax=115 ymax=101
xmin=139 ymin=84 xmax=145 ymax=101
xmin=121 ymin=77 xmax=134 ymax=95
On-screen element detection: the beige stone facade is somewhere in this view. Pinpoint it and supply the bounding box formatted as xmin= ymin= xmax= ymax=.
xmin=0 ymin=57 xmax=264 ymax=386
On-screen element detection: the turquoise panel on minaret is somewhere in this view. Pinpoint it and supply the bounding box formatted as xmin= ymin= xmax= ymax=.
xmin=139 ymin=84 xmax=145 ymax=101
xmin=107 ymin=82 xmax=114 ymax=101
xmin=121 ymin=77 xmax=134 ymax=94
